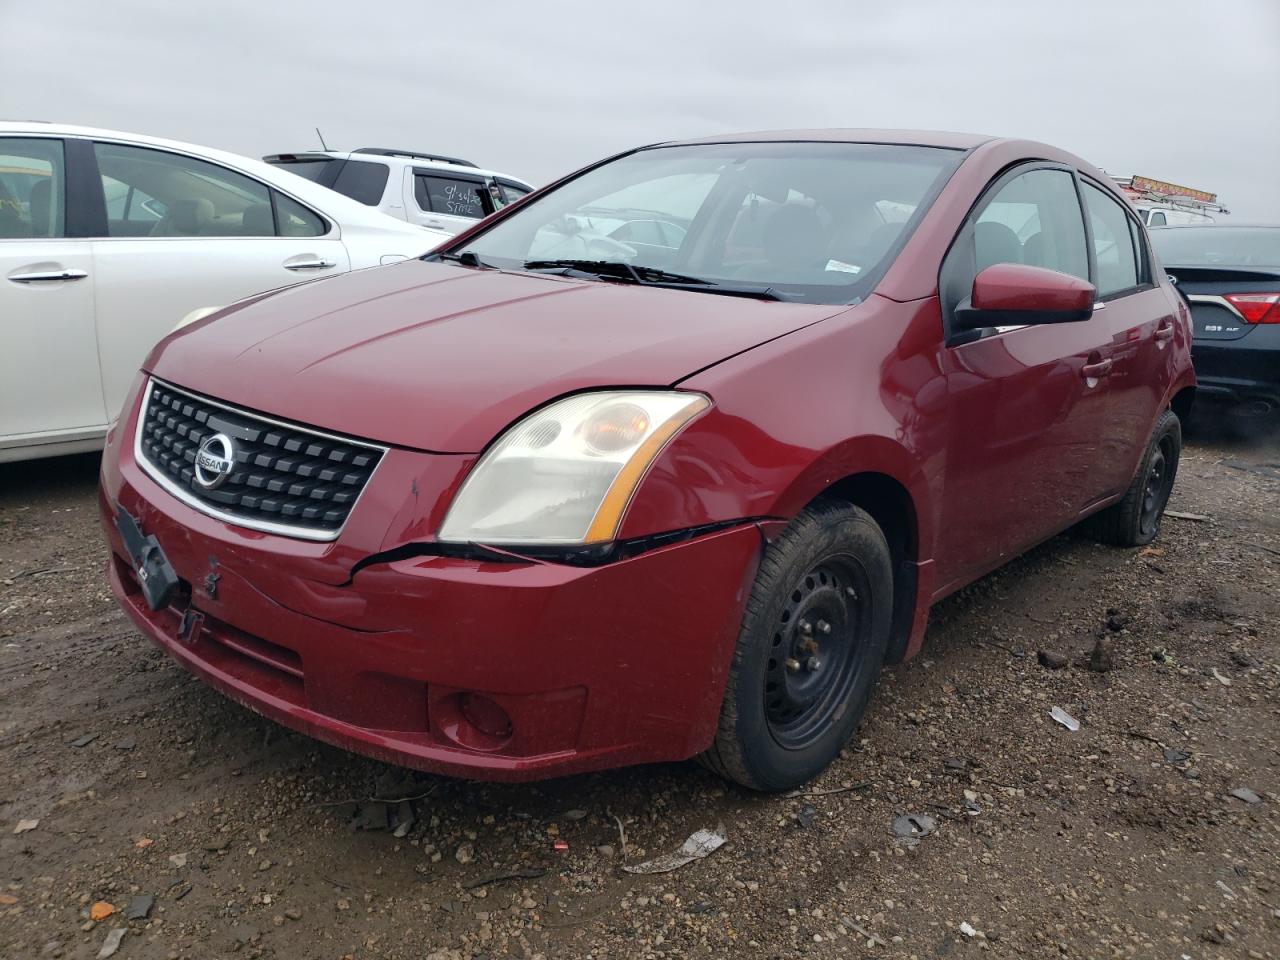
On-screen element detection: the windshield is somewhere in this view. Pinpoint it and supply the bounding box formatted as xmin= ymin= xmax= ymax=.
xmin=1151 ymin=227 xmax=1280 ymax=268
xmin=452 ymin=142 xmax=961 ymax=303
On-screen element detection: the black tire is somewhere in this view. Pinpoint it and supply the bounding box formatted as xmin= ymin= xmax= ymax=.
xmin=1083 ymin=409 xmax=1181 ymax=547
xmin=699 ymin=499 xmax=892 ymax=791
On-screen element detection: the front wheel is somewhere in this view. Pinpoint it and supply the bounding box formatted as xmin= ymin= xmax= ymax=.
xmin=699 ymin=500 xmax=892 ymax=791
xmin=1084 ymin=409 xmax=1181 ymax=547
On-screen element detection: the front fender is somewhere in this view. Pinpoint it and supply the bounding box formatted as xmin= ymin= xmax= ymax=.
xmin=620 ymin=296 xmax=946 ymax=566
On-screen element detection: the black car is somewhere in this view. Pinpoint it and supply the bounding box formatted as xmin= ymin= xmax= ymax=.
xmin=1150 ymin=225 xmax=1280 ymax=424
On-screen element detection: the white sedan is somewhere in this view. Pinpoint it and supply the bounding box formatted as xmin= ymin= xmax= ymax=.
xmin=0 ymin=122 xmax=451 ymax=463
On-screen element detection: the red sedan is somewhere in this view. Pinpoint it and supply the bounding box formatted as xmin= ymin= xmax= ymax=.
xmin=100 ymin=130 xmax=1194 ymax=790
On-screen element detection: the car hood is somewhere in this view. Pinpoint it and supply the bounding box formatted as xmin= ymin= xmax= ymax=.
xmin=147 ymin=260 xmax=839 ymax=452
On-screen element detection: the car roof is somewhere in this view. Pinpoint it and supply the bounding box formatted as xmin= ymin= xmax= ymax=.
xmin=269 ymin=148 xmax=532 ymax=188
xmin=662 ymin=128 xmax=995 ymax=150
xmin=0 ymin=121 xmax=438 ymax=237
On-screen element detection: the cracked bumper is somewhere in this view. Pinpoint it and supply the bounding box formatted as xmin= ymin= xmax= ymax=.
xmin=99 ymin=396 xmax=761 ymax=780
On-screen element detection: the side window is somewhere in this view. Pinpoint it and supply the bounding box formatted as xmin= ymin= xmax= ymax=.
xmin=414 ymin=175 xmax=487 ymax=219
xmin=1127 ymin=218 xmax=1151 ymax=286
xmin=0 ymin=137 xmax=65 ymax=239
xmin=102 ymin=175 xmax=166 ymax=228
xmin=975 ymin=169 xmax=1088 ymax=278
xmin=1148 ymin=211 xmax=1167 ymax=227
xmin=273 ymin=192 xmax=326 ymax=237
xmin=94 ymin=142 xmax=273 ymax=238
xmin=331 ymin=160 xmax=389 ymax=206
xmin=1083 ymin=183 xmax=1141 ymax=297
xmin=499 ymin=182 xmax=531 ymax=206
xmin=940 ymin=167 xmax=1088 ymax=325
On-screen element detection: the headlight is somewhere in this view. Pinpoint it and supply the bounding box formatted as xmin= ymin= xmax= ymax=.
xmin=438 ymin=391 xmax=710 ymax=545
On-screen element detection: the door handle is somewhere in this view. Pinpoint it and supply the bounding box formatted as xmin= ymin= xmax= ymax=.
xmin=1081 ymin=358 xmax=1113 ymax=380
xmin=283 ymin=258 xmax=336 ymax=271
xmin=1154 ymin=322 xmax=1175 ymax=342
xmin=8 ymin=268 xmax=89 ymax=284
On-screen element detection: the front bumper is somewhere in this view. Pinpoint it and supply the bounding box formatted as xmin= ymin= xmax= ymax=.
xmin=100 ymin=388 xmax=761 ymax=781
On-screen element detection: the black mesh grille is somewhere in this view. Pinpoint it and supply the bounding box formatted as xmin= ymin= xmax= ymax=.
xmin=138 ymin=380 xmax=384 ymax=537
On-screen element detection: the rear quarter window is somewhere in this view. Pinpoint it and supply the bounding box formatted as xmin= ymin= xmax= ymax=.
xmin=331 ymin=160 xmax=390 ymax=206
xmin=273 ymin=192 xmax=327 ymax=237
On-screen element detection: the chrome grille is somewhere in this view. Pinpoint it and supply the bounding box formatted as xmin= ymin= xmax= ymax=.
xmin=134 ymin=379 xmax=385 ymax=540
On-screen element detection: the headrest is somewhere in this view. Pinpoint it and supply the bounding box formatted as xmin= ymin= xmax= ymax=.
xmin=974 ymin=221 xmax=1022 ymax=272
xmin=764 ymin=204 xmax=824 ymax=268
xmin=746 ymin=162 xmax=795 ymax=204
xmin=166 ymin=197 xmax=215 ymax=235
xmin=240 ymin=203 xmax=274 ymax=236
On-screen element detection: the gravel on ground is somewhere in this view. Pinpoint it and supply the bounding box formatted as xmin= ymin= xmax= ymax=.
xmin=1 ymin=418 xmax=1277 ymax=959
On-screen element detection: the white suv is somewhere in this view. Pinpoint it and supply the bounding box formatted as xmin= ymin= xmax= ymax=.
xmin=264 ymin=148 xmax=535 ymax=235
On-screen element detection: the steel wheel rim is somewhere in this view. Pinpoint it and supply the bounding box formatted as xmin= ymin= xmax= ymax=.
xmin=764 ymin=555 xmax=871 ymax=750
xmin=1139 ymin=437 xmax=1175 ymax=537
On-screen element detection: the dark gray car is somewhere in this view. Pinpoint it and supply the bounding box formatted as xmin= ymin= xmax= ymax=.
xmin=1150 ymin=225 xmax=1280 ymax=424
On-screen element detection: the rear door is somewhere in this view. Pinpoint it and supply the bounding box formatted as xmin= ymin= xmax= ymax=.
xmin=404 ymin=168 xmax=492 ymax=234
xmin=1079 ymin=180 xmax=1174 ymax=498
xmin=0 ymin=136 xmax=104 ymax=451
xmin=935 ymin=164 xmax=1113 ymax=588
xmin=87 ymin=140 xmax=350 ymax=422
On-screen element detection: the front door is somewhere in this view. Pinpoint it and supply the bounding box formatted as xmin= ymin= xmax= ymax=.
xmin=934 ymin=165 xmax=1114 ymax=591
xmin=86 ymin=140 xmax=350 ymax=422
xmin=0 ymin=136 xmax=104 ymax=452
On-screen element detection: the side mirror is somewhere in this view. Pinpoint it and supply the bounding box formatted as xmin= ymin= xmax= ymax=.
xmin=954 ymin=263 xmax=1096 ymax=332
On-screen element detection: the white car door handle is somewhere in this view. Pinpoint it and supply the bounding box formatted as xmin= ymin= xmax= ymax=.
xmin=283 ymin=258 xmax=336 ymax=271
xmin=8 ymin=268 xmax=89 ymax=284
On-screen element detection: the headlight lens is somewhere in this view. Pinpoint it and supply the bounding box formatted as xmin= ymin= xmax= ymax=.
xmin=438 ymin=391 xmax=709 ymax=545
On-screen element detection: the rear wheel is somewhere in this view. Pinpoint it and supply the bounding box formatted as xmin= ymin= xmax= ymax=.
xmin=699 ymin=500 xmax=892 ymax=791
xmin=1084 ymin=409 xmax=1181 ymax=547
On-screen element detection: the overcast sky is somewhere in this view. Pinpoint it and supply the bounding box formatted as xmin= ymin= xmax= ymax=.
xmin=2 ymin=0 xmax=1277 ymax=219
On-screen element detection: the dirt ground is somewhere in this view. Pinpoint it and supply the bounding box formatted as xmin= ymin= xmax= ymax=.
xmin=1 ymin=416 xmax=1278 ymax=960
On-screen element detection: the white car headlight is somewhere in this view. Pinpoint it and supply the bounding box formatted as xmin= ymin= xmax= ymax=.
xmin=438 ymin=391 xmax=710 ymax=545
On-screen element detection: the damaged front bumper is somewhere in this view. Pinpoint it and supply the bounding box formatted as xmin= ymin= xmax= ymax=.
xmin=99 ymin=389 xmax=762 ymax=781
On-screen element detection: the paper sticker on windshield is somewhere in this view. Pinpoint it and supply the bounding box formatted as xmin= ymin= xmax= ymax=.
xmin=825 ymin=259 xmax=861 ymax=274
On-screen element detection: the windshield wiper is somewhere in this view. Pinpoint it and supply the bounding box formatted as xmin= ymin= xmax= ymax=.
xmin=523 ymin=259 xmax=712 ymax=287
xmin=431 ymin=250 xmax=493 ymax=269
xmin=530 ymin=260 xmax=792 ymax=301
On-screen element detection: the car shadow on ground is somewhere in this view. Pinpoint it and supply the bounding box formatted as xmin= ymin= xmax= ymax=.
xmin=1184 ymin=405 xmax=1280 ymax=454
xmin=0 ymin=451 xmax=102 ymax=504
